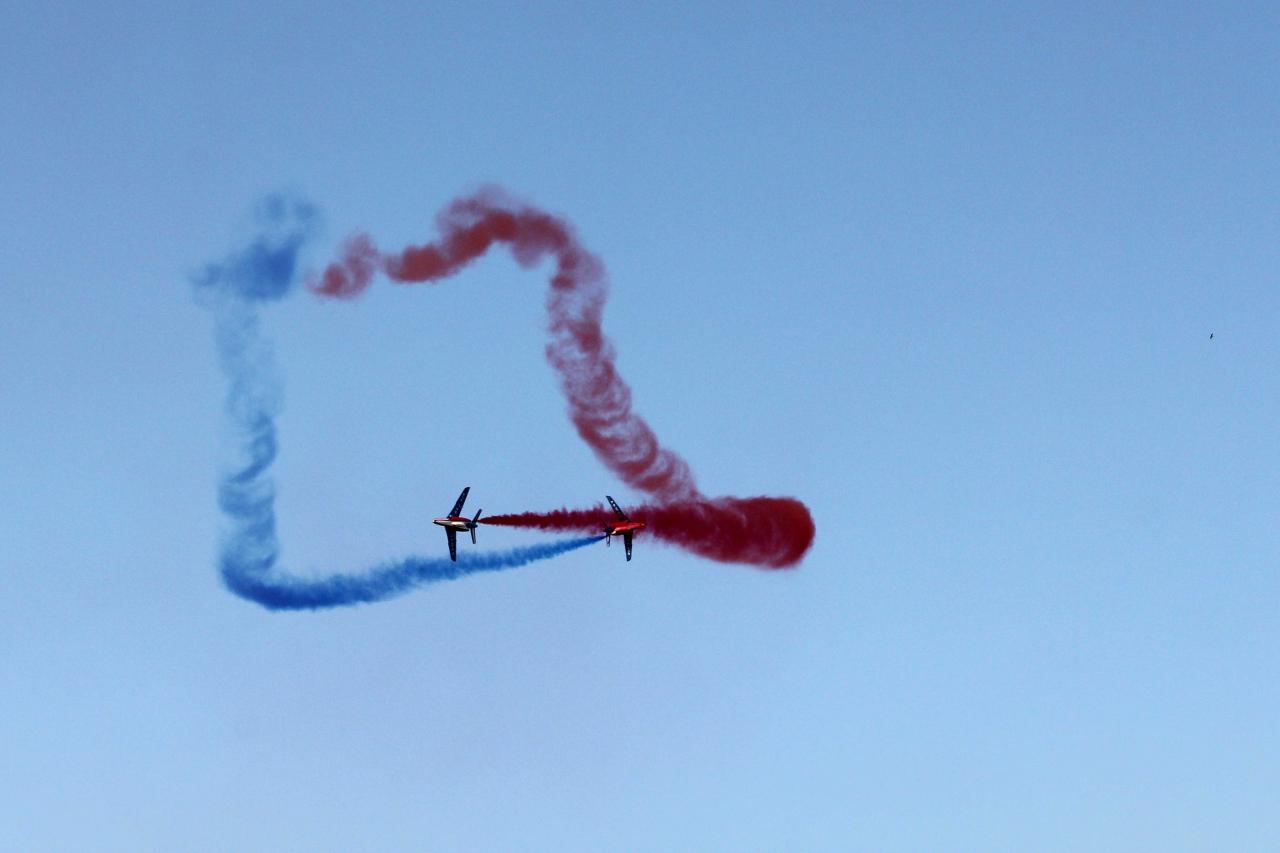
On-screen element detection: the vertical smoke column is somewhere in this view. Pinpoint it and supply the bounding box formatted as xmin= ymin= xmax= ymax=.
xmin=312 ymin=188 xmax=698 ymax=502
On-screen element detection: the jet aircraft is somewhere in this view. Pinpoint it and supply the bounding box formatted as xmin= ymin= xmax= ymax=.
xmin=433 ymin=486 xmax=482 ymax=561
xmin=603 ymin=495 xmax=645 ymax=561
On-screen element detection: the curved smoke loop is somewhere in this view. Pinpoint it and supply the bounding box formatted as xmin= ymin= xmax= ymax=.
xmin=198 ymin=190 xmax=815 ymax=609
xmin=196 ymin=196 xmax=596 ymax=611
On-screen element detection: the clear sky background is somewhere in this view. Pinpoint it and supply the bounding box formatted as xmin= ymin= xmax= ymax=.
xmin=2 ymin=2 xmax=1277 ymax=850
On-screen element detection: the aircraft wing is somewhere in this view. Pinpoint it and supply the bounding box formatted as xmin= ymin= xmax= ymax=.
xmin=606 ymin=495 xmax=628 ymax=521
xmin=624 ymin=531 xmax=633 ymax=561
xmin=445 ymin=527 xmax=458 ymax=561
xmin=448 ymin=486 xmax=470 ymax=518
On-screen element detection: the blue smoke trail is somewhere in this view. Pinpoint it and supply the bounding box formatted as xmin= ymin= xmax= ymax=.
xmin=222 ymin=540 xmax=601 ymax=611
xmin=196 ymin=195 xmax=599 ymax=611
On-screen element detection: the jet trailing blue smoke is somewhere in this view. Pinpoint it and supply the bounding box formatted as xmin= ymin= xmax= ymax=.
xmin=196 ymin=194 xmax=600 ymax=611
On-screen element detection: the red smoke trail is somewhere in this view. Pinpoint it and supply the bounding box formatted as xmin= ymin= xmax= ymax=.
xmin=482 ymin=498 xmax=814 ymax=569
xmin=311 ymin=188 xmax=814 ymax=568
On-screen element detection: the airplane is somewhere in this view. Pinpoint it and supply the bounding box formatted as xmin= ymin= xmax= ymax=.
xmin=603 ymin=495 xmax=645 ymax=561
xmin=433 ymin=486 xmax=482 ymax=561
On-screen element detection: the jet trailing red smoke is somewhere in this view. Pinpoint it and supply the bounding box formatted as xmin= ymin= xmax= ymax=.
xmin=483 ymin=498 xmax=815 ymax=569
xmin=310 ymin=188 xmax=814 ymax=568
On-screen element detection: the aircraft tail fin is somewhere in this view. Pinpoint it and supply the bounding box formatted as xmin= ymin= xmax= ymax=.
xmin=470 ymin=510 xmax=481 ymax=544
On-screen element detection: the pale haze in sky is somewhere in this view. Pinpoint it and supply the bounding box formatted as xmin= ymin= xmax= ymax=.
xmin=1 ymin=3 xmax=1277 ymax=850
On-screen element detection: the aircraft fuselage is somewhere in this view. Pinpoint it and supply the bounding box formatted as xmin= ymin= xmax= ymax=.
xmin=605 ymin=520 xmax=645 ymax=536
xmin=434 ymin=516 xmax=473 ymax=531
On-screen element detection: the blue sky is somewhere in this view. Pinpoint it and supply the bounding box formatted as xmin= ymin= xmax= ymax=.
xmin=1 ymin=2 xmax=1277 ymax=849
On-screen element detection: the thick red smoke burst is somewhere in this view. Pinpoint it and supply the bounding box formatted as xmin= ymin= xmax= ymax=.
xmin=310 ymin=188 xmax=814 ymax=568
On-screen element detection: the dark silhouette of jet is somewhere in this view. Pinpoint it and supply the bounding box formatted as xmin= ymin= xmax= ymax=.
xmin=603 ymin=496 xmax=645 ymax=561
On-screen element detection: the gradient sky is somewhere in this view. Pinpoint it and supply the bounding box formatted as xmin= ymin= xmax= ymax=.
xmin=2 ymin=3 xmax=1277 ymax=850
